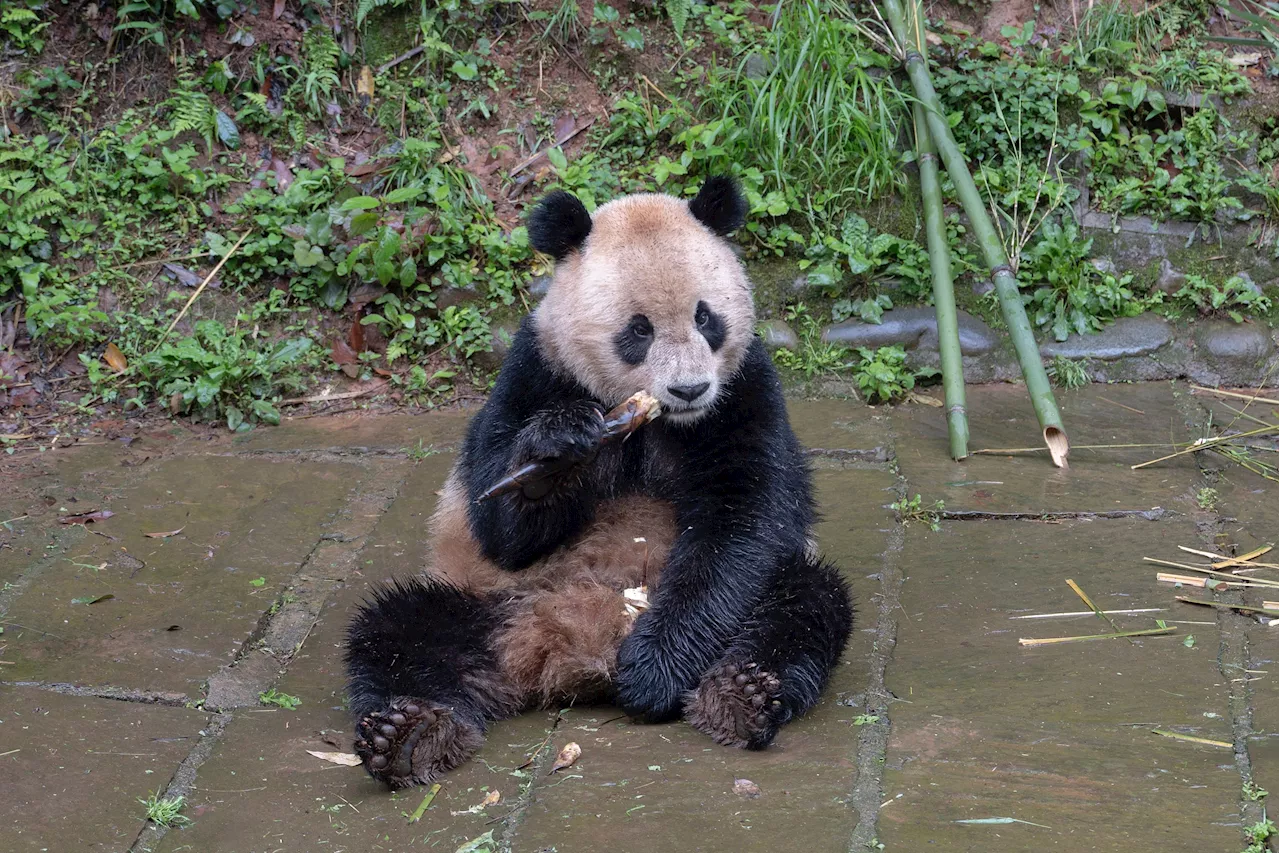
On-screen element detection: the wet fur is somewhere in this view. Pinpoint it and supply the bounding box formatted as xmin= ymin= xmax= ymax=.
xmin=345 ymin=180 xmax=853 ymax=788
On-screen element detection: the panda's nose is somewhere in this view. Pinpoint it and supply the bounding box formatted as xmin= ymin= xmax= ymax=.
xmin=668 ymin=382 xmax=710 ymax=403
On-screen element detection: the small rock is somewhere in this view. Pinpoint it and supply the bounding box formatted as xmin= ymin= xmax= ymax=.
xmin=822 ymin=306 xmax=998 ymax=356
xmin=758 ymin=320 xmax=799 ymax=352
xmin=971 ymin=279 xmax=995 ymax=297
xmin=743 ymin=53 xmax=770 ymax=80
xmin=1091 ymin=256 xmax=1117 ymax=276
xmin=528 ymin=275 xmax=552 ymax=299
xmin=474 ymin=322 xmax=518 ymax=371
xmin=733 ymin=778 xmax=762 ymax=798
xmin=1156 ymin=259 xmax=1186 ymax=295
xmin=1196 ymin=321 xmax=1271 ymax=362
xmin=1040 ymin=314 xmax=1173 ymax=360
xmin=434 ymin=284 xmax=480 ymax=312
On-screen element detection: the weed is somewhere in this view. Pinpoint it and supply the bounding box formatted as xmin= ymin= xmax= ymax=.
xmin=406 ymin=439 xmax=440 ymax=462
xmin=1242 ymin=817 xmax=1276 ymax=853
xmin=771 ymin=304 xmax=854 ymax=379
xmin=139 ymin=791 xmax=189 ymax=827
xmin=259 ymin=688 xmax=302 ymax=710
xmin=892 ymin=494 xmax=945 ymax=532
xmin=1244 ymin=781 xmax=1269 ymax=802
xmin=1171 ymin=275 xmax=1273 ymax=322
xmin=1196 ymin=487 xmax=1220 ymax=510
xmin=1 ymin=0 xmax=47 ymax=54
xmin=1048 ymin=356 xmax=1091 ymax=390
xmin=852 ymin=714 xmax=880 ymax=725
xmin=854 ymin=346 xmax=936 ymax=405
xmin=1015 ymin=217 xmax=1152 ymax=340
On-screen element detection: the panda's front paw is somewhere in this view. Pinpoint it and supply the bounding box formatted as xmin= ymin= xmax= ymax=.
xmin=614 ymin=632 xmax=689 ymax=723
xmin=514 ymin=400 xmax=606 ymax=471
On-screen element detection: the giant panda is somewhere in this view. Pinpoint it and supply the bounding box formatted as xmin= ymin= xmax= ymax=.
xmin=344 ymin=177 xmax=854 ymax=789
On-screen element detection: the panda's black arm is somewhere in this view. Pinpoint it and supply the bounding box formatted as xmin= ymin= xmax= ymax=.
xmin=459 ymin=317 xmax=605 ymax=571
xmin=616 ymin=341 xmax=815 ymax=720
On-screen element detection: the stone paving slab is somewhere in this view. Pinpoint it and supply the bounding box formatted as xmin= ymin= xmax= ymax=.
xmin=881 ymin=518 xmax=1242 ymax=852
xmin=516 ymin=467 xmax=897 ymax=853
xmin=3 ymin=455 xmax=365 ymax=694
xmin=894 ymin=383 xmax=1202 ymax=515
xmin=228 ymin=410 xmax=473 ymax=455
xmin=0 ymin=685 xmax=208 ymax=852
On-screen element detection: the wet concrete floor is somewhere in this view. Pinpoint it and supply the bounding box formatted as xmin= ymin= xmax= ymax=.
xmin=0 ymin=382 xmax=1274 ymax=852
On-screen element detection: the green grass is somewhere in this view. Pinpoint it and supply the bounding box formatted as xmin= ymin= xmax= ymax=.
xmin=259 ymin=688 xmax=302 ymax=710
xmin=700 ymin=0 xmax=904 ymax=223
xmin=1048 ymin=356 xmax=1092 ymax=390
xmin=140 ymin=791 xmax=189 ymax=827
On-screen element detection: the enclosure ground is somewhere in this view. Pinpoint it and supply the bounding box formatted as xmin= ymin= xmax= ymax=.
xmin=0 ymin=382 xmax=1275 ymax=852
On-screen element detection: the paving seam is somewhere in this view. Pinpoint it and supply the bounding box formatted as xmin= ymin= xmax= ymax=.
xmin=495 ymin=711 xmax=566 ymax=853
xmin=1176 ymin=389 xmax=1270 ymax=844
xmin=203 ymin=457 xmax=411 ymax=710
xmin=128 ymin=711 xmax=233 ymax=853
xmin=200 ymin=445 xmax=460 ymax=464
xmin=846 ymin=450 xmax=906 ymax=851
xmin=0 ymin=680 xmax=191 ymax=707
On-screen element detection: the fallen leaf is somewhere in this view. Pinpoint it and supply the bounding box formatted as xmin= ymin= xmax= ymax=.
xmin=103 ymin=343 xmax=128 ymax=372
xmin=1228 ymin=51 xmax=1262 ymax=67
xmin=733 ymin=778 xmax=762 ymax=798
xmin=60 ymin=510 xmax=114 ymax=525
xmin=145 ymin=526 xmax=186 ymax=539
xmin=70 ymin=593 xmax=114 ymax=605
xmin=307 ymin=750 xmax=363 ymax=767
xmin=905 ymin=391 xmax=942 ymax=407
xmin=273 ymin=159 xmax=294 ymax=194
xmin=548 ymin=742 xmax=581 ymax=774
xmin=273 ymin=0 xmax=285 ymax=18
xmin=451 ymin=789 xmax=501 ymax=815
xmin=332 ymin=339 xmax=359 ymax=365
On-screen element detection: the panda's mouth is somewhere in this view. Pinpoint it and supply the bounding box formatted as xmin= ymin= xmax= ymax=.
xmin=661 ymin=402 xmax=712 ymax=424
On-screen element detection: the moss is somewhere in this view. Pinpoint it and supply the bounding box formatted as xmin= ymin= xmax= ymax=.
xmin=359 ymin=7 xmax=419 ymax=68
xmin=862 ymin=193 xmax=922 ymax=241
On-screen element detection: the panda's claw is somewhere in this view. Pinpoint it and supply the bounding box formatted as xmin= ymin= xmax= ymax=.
xmin=684 ymin=659 xmax=787 ymax=750
xmin=353 ymin=698 xmax=484 ymax=789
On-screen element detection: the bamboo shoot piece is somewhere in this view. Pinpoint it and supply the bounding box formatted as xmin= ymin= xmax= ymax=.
xmin=477 ymin=391 xmax=662 ymax=503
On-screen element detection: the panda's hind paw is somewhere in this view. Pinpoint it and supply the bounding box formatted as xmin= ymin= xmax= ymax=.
xmin=684 ymin=661 xmax=786 ymax=750
xmin=354 ymin=698 xmax=484 ymax=789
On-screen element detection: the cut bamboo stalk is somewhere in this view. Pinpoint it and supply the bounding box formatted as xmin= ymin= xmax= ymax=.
xmin=1151 ymin=729 xmax=1232 ymax=748
xmin=912 ymin=102 xmax=969 ymax=460
xmin=1010 ymin=608 xmax=1164 ymax=620
xmin=1155 ymin=572 xmax=1255 ymax=588
xmin=1175 ymin=596 xmax=1280 ymax=615
xmin=879 ymin=0 xmax=1069 ymax=467
xmin=1066 ymin=578 xmax=1127 ymax=637
xmin=1145 ymin=557 xmax=1280 ymax=587
xmin=1188 ymin=385 xmax=1280 ymax=405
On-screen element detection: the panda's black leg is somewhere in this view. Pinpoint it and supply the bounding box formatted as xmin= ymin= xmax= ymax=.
xmin=345 ymin=577 xmax=519 ymax=788
xmin=684 ymin=554 xmax=852 ymax=750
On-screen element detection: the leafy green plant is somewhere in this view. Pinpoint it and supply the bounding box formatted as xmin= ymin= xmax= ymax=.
xmin=1171 ymin=274 xmax=1273 ymax=322
xmin=854 ymin=345 xmax=935 ymax=404
xmin=140 ymin=791 xmax=190 ymax=827
xmin=803 ymin=214 xmax=933 ymax=318
xmin=1 ymin=0 xmax=48 ymax=53
xmin=1048 ymin=356 xmax=1091 ymax=390
xmin=770 ymin=304 xmax=854 ymax=378
xmin=137 ymin=320 xmax=313 ymax=430
xmin=891 ymin=494 xmax=945 ymax=532
xmin=1242 ymin=817 xmax=1276 ymax=853
xmin=1196 ymin=487 xmax=1221 ymax=510
xmin=259 ymin=688 xmax=302 ymax=710
xmin=1015 ymin=217 xmax=1152 ymax=340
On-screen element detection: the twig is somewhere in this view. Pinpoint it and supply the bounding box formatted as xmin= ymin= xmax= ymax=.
xmin=407 ymin=783 xmax=441 ymax=824
xmin=1174 ymin=596 xmax=1279 ymax=616
xmin=1097 ymin=396 xmax=1145 ymax=415
xmin=377 ymin=45 xmax=425 ymax=75
xmin=972 ymin=442 xmax=1178 ymax=455
xmin=1019 ymin=626 xmax=1175 ymax=646
xmin=1132 ymin=424 xmax=1278 ymax=471
xmin=1065 ymin=578 xmax=1128 ymax=637
xmin=1189 ymin=385 xmax=1279 ymax=405
xmin=154 ymin=231 xmax=251 ymax=350
xmin=1144 ymin=557 xmax=1279 ymax=587
xmin=1151 ymin=729 xmax=1230 ymax=748
xmin=278 ymin=381 xmax=389 ymax=407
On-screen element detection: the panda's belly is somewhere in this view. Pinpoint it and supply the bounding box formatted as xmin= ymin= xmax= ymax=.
xmin=425 ymin=468 xmax=676 ymax=597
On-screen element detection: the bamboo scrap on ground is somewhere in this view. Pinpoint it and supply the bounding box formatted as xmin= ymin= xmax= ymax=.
xmin=1019 ymin=626 xmax=1175 ymax=646
xmin=1151 ymin=729 xmax=1232 ymax=748
xmin=1174 ymin=596 xmax=1279 ymax=617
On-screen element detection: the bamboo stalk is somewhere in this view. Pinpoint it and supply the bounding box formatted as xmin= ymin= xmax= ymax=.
xmin=1010 ymin=608 xmax=1164 ymax=620
xmin=879 ymin=0 xmax=1069 ymax=467
xmin=1189 ymin=385 xmax=1280 ymax=405
xmin=1175 ymin=596 xmax=1279 ymax=615
xmin=912 ymin=103 xmax=968 ymax=460
xmin=1151 ymin=729 xmax=1232 ymax=748
xmin=1156 ymin=572 xmax=1255 ymax=589
xmin=1144 ymin=557 xmax=1280 ymax=587
xmin=1066 ymin=578 xmax=1127 ymax=636
xmin=1131 ymin=423 xmax=1277 ymax=470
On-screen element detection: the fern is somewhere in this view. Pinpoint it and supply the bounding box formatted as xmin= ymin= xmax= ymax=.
xmin=297 ymin=26 xmax=342 ymax=119
xmin=665 ymin=0 xmax=690 ymax=42
xmin=14 ymin=187 xmax=67 ymax=220
xmin=167 ymin=69 xmax=216 ymax=150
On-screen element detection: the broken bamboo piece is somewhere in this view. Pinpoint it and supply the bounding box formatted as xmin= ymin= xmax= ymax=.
xmin=1018 ymin=626 xmax=1175 ymax=646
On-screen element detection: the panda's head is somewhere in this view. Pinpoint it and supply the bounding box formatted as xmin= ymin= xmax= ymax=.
xmin=529 ymin=177 xmax=752 ymax=425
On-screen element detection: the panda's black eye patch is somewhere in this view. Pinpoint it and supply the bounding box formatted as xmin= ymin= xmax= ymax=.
xmin=614 ymin=314 xmax=653 ymax=365
xmin=695 ymin=301 xmax=726 ymax=351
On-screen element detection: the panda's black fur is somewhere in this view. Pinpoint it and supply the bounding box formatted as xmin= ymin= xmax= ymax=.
xmin=344 ymin=178 xmax=854 ymax=789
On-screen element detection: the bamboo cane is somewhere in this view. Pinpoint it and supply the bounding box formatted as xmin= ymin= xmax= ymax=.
xmin=912 ymin=103 xmax=969 ymax=460
xmin=880 ymin=0 xmax=1070 ymax=467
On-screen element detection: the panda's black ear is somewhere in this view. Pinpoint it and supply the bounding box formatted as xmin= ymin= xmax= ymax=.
xmin=688 ymin=176 xmax=746 ymax=237
xmin=528 ymin=190 xmax=593 ymax=261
